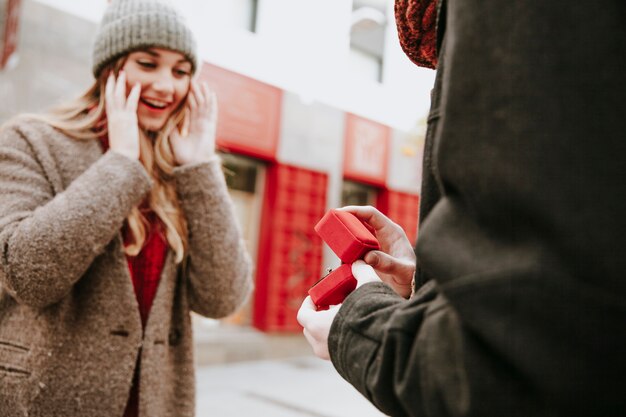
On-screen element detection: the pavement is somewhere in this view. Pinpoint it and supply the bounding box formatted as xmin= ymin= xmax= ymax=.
xmin=193 ymin=323 xmax=387 ymax=417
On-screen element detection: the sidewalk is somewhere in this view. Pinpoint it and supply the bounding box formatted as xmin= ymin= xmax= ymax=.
xmin=196 ymin=357 xmax=387 ymax=417
xmin=193 ymin=324 xmax=387 ymax=417
xmin=193 ymin=322 xmax=313 ymax=365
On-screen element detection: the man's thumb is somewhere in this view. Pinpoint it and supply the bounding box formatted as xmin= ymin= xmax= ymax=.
xmin=364 ymin=251 xmax=397 ymax=273
xmin=352 ymin=260 xmax=381 ymax=287
xmin=365 ymin=251 xmax=414 ymax=277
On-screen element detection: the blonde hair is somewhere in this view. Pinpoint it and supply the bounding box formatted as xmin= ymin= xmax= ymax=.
xmin=35 ymin=57 xmax=188 ymax=263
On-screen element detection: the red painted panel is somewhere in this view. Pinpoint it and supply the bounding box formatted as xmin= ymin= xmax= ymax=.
xmin=198 ymin=63 xmax=282 ymax=161
xmin=377 ymin=190 xmax=420 ymax=245
xmin=1 ymin=0 xmax=21 ymax=69
xmin=343 ymin=113 xmax=390 ymax=187
xmin=253 ymin=164 xmax=328 ymax=332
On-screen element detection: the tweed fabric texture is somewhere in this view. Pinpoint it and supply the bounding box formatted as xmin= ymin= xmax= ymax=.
xmin=0 ymin=117 xmax=253 ymax=416
xmin=92 ymin=0 xmax=198 ymax=77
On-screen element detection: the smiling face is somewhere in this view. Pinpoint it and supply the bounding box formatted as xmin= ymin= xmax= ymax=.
xmin=121 ymin=48 xmax=192 ymax=131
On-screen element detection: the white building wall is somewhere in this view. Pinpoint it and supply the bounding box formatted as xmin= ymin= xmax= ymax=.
xmin=277 ymin=91 xmax=347 ymax=269
xmin=25 ymin=0 xmax=434 ymax=131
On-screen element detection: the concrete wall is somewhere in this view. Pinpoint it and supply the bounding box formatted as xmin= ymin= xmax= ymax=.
xmin=0 ymin=0 xmax=94 ymax=122
xmin=1 ymin=0 xmax=6 ymax=48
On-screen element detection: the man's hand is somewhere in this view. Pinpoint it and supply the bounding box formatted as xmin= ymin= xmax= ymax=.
xmin=339 ymin=206 xmax=416 ymax=298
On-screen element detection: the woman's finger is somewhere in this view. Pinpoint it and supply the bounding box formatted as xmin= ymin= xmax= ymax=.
xmin=187 ymin=85 xmax=199 ymax=112
xmin=201 ymin=81 xmax=210 ymax=97
xmin=201 ymin=82 xmax=212 ymax=110
xmin=208 ymin=91 xmax=218 ymax=123
xmin=114 ymin=71 xmax=126 ymax=106
xmin=126 ymin=82 xmax=141 ymax=112
xmin=105 ymin=74 xmax=115 ymax=111
xmin=180 ymin=109 xmax=190 ymax=137
xmin=194 ymin=80 xmax=206 ymax=107
xmin=296 ymin=296 xmax=317 ymax=327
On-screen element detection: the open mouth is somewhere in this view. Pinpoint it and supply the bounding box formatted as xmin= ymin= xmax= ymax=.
xmin=140 ymin=97 xmax=170 ymax=111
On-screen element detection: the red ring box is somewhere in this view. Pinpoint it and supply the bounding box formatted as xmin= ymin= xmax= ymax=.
xmin=313 ymin=210 xmax=379 ymax=264
xmin=308 ymin=210 xmax=380 ymax=310
xmin=308 ymin=264 xmax=355 ymax=310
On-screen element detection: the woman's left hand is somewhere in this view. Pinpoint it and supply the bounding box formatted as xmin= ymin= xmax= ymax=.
xmin=297 ymin=262 xmax=382 ymax=360
xmin=171 ymin=80 xmax=218 ymax=166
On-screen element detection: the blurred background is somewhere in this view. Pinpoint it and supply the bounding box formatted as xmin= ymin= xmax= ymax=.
xmin=1 ymin=0 xmax=435 ymax=415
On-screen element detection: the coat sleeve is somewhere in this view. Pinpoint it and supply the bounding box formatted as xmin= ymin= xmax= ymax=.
xmin=328 ymin=281 xmax=444 ymax=417
xmin=329 ymin=279 xmax=545 ymax=417
xmin=329 ymin=271 xmax=626 ymax=417
xmin=0 ymin=124 xmax=152 ymax=309
xmin=172 ymin=156 xmax=253 ymax=319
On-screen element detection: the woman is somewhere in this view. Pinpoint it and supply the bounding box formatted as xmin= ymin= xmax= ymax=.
xmin=0 ymin=1 xmax=252 ymax=416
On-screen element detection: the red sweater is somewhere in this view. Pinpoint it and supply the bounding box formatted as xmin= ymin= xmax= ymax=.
xmin=124 ymin=212 xmax=169 ymax=328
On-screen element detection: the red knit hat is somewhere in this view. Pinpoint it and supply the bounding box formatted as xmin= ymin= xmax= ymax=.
xmin=395 ymin=0 xmax=438 ymax=69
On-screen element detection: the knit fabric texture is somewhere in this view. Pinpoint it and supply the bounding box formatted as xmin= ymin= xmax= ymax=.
xmin=92 ymin=0 xmax=197 ymax=77
xmin=395 ymin=0 xmax=438 ymax=69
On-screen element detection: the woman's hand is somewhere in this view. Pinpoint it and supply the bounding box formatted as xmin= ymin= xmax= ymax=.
xmin=297 ymin=261 xmax=382 ymax=360
xmin=297 ymin=297 xmax=340 ymax=360
xmin=105 ymin=71 xmax=141 ymax=160
xmin=339 ymin=205 xmax=416 ymax=298
xmin=170 ymin=80 xmax=217 ymax=166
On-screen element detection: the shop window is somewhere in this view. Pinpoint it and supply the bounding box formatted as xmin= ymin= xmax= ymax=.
xmin=341 ymin=180 xmax=378 ymax=207
xmin=193 ymin=153 xmax=264 ymax=331
xmin=223 ymin=153 xmax=264 ymax=324
xmin=223 ymin=154 xmax=258 ymax=193
xmin=221 ymin=153 xmax=265 ymax=252
xmin=350 ymin=0 xmax=387 ymax=82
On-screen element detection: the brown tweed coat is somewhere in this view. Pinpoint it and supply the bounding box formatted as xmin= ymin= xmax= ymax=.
xmin=0 ymin=117 xmax=253 ymax=417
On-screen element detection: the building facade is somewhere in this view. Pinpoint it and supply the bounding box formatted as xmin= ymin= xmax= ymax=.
xmin=0 ymin=0 xmax=434 ymax=332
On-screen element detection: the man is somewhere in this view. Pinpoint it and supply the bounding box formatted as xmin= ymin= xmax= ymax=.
xmin=297 ymin=0 xmax=626 ymax=416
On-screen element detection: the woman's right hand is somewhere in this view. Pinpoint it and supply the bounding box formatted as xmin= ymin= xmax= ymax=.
xmin=105 ymin=71 xmax=141 ymax=160
xmin=339 ymin=205 xmax=416 ymax=298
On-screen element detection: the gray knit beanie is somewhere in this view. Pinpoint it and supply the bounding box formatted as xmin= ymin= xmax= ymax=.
xmin=92 ymin=0 xmax=197 ymax=78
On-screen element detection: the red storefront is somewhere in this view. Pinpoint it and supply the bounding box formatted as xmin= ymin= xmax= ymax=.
xmin=343 ymin=113 xmax=419 ymax=244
